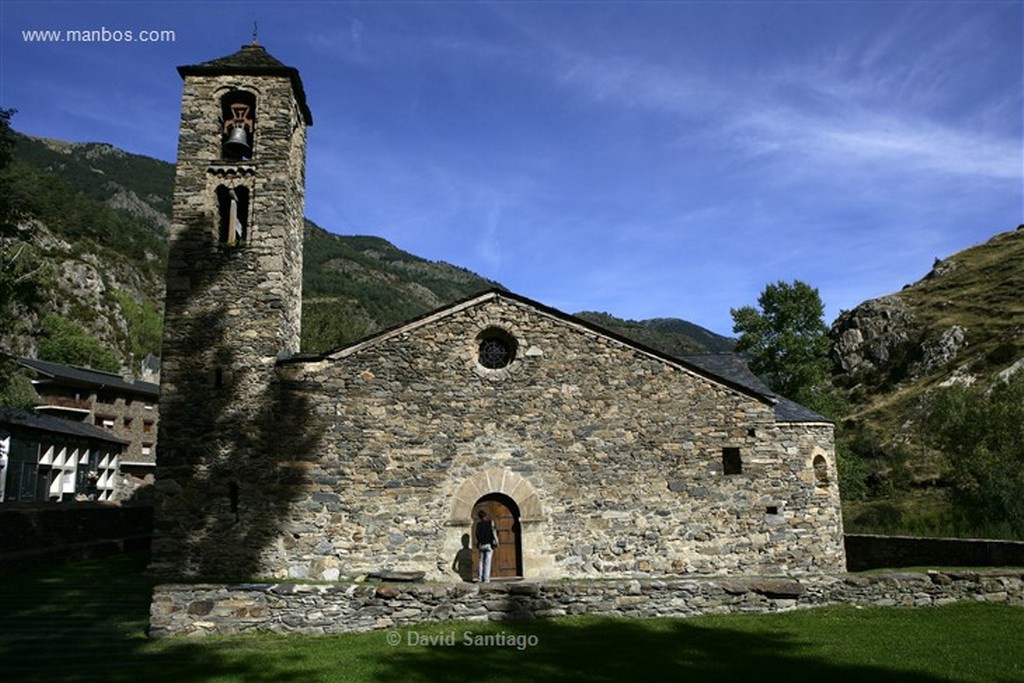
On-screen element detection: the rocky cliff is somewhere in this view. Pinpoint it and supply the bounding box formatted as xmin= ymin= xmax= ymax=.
xmin=1 ymin=135 xmax=170 ymax=372
xmin=830 ymin=226 xmax=1024 ymax=437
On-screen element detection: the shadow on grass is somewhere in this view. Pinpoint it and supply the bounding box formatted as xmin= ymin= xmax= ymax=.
xmin=0 ymin=552 xmax=314 ymax=683
xmin=2 ymin=553 xmax=1019 ymax=682
xmin=364 ymin=613 xmax=977 ymax=683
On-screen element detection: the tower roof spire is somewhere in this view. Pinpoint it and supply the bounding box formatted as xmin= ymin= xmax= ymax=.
xmin=177 ymin=44 xmax=312 ymax=125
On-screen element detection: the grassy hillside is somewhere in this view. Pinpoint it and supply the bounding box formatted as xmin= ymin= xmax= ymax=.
xmin=835 ymin=227 xmax=1024 ymax=441
xmin=833 ymin=226 xmax=1024 ymax=538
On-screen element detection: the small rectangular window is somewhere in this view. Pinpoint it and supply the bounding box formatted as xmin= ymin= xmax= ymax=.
xmin=722 ymin=447 xmax=742 ymax=475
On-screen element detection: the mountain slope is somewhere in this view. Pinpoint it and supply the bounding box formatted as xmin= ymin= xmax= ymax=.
xmin=830 ymin=226 xmax=1024 ymax=537
xmin=1 ymin=134 xmax=169 ymax=365
xmin=13 ymin=136 xmax=173 ymax=233
xmin=832 ymin=226 xmax=1024 ymax=433
xmin=300 ymin=222 xmax=501 ymax=352
xmin=3 ymin=132 xmax=732 ymax=369
xmin=574 ymin=311 xmax=734 ymax=356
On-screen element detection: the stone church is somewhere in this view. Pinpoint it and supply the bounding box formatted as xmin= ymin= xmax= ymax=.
xmin=150 ymin=43 xmax=846 ymax=587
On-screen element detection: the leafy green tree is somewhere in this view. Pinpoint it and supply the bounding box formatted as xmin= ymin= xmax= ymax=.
xmin=38 ymin=314 xmax=119 ymax=373
xmin=732 ymin=281 xmax=870 ymax=500
xmin=0 ymin=355 xmax=37 ymax=409
xmin=926 ymin=373 xmax=1024 ymax=538
xmin=834 ymin=440 xmax=869 ymax=501
xmin=115 ymin=291 xmax=163 ymax=362
xmin=730 ymin=280 xmax=833 ymax=408
xmin=0 ymin=107 xmax=15 ymax=234
xmin=0 ymin=107 xmax=43 ymax=408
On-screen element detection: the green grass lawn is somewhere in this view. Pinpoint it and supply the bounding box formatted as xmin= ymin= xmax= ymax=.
xmin=1 ymin=552 xmax=1022 ymax=682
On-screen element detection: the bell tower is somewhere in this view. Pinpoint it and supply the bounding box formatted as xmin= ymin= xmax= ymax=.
xmin=151 ymin=43 xmax=313 ymax=577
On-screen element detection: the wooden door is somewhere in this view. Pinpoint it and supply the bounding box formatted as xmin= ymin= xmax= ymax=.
xmin=472 ymin=496 xmax=520 ymax=578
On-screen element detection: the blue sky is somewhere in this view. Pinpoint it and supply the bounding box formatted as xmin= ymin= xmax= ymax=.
xmin=2 ymin=1 xmax=1021 ymax=336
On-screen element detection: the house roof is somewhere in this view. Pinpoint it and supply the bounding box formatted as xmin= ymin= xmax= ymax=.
xmin=286 ymin=288 xmax=829 ymax=418
xmin=17 ymin=357 xmax=159 ymax=399
xmin=177 ymin=43 xmax=313 ymax=125
xmin=0 ymin=407 xmax=129 ymax=446
xmin=679 ymin=353 xmax=831 ymax=423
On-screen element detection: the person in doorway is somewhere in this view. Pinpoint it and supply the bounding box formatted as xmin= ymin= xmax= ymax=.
xmin=475 ymin=509 xmax=496 ymax=583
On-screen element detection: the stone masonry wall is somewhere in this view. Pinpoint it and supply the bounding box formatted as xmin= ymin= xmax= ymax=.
xmin=151 ymin=66 xmax=311 ymax=579
xmin=255 ymin=294 xmax=844 ymax=583
xmin=149 ymin=569 xmax=1024 ymax=637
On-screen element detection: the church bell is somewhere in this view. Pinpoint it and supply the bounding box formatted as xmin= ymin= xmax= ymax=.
xmin=223 ymin=123 xmax=251 ymax=159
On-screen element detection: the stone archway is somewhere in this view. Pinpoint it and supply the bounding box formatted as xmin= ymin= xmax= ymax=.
xmin=449 ymin=468 xmax=543 ymax=523
xmin=448 ymin=468 xmax=546 ymax=579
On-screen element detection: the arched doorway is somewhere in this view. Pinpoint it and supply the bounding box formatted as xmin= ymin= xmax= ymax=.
xmin=472 ymin=493 xmax=522 ymax=579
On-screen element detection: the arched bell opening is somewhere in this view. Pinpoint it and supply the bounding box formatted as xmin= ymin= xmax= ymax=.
xmin=220 ymin=90 xmax=256 ymax=160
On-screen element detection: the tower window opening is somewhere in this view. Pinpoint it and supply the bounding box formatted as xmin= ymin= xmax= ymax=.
xmin=228 ymin=481 xmax=240 ymax=522
xmin=221 ymin=91 xmax=256 ymax=160
xmin=216 ymin=185 xmax=250 ymax=245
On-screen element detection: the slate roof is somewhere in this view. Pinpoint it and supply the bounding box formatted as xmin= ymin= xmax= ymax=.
xmin=679 ymin=353 xmax=831 ymax=423
xmin=0 ymin=407 xmax=129 ymax=446
xmin=177 ymin=43 xmax=313 ymax=125
xmin=17 ymin=357 xmax=159 ymax=399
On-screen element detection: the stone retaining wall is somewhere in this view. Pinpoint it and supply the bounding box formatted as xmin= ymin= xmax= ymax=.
xmin=0 ymin=504 xmax=152 ymax=573
xmin=149 ymin=569 xmax=1024 ymax=637
xmin=845 ymin=534 xmax=1024 ymax=571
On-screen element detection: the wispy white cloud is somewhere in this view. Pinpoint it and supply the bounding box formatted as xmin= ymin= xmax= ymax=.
xmin=553 ymin=44 xmax=1019 ymax=186
xmin=558 ymin=57 xmax=708 ymax=115
xmin=723 ymin=105 xmax=1020 ymax=182
xmin=350 ymin=19 xmax=366 ymax=63
xmin=511 ymin=0 xmax=1017 ymax=191
xmin=297 ymin=2 xmax=1020 ymax=329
